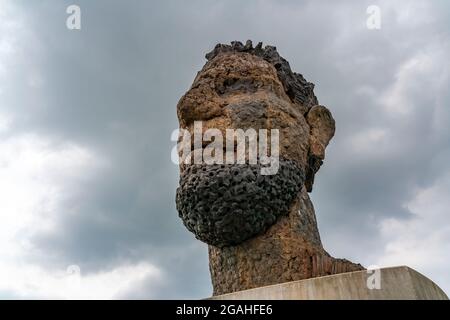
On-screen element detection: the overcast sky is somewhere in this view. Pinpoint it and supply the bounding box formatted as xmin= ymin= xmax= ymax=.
xmin=0 ymin=0 xmax=449 ymax=299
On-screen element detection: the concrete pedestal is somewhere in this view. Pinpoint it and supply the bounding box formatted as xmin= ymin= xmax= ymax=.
xmin=209 ymin=266 xmax=448 ymax=300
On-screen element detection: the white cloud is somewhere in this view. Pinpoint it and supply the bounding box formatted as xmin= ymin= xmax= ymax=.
xmin=0 ymin=113 xmax=11 ymax=132
xmin=0 ymin=261 xmax=163 ymax=299
xmin=0 ymin=126 xmax=165 ymax=298
xmin=0 ymin=132 xmax=103 ymax=246
xmin=350 ymin=127 xmax=390 ymax=155
xmin=380 ymin=44 xmax=449 ymax=118
xmin=0 ymin=2 xmax=168 ymax=299
xmin=0 ymin=0 xmax=21 ymax=78
xmin=376 ymin=171 xmax=450 ymax=294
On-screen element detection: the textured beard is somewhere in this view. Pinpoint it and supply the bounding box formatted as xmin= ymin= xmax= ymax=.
xmin=176 ymin=159 xmax=305 ymax=247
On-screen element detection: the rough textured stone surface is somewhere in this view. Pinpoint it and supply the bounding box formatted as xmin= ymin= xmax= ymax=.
xmin=176 ymin=160 xmax=304 ymax=247
xmin=208 ymin=188 xmax=363 ymax=295
xmin=205 ymin=40 xmax=318 ymax=113
xmin=175 ymin=41 xmax=364 ymax=296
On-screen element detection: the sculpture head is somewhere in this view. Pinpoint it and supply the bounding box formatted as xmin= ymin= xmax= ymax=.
xmin=176 ymin=41 xmax=335 ymax=247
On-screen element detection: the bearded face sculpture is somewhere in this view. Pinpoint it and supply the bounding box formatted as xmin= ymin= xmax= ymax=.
xmin=175 ymin=41 xmax=363 ymax=296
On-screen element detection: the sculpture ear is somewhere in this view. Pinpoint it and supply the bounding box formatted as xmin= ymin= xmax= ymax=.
xmin=305 ymin=105 xmax=335 ymax=192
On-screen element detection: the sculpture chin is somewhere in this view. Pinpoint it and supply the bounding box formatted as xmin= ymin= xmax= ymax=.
xmin=176 ymin=159 xmax=304 ymax=247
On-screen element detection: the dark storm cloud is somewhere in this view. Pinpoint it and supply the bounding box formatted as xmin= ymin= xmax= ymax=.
xmin=2 ymin=0 xmax=449 ymax=297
